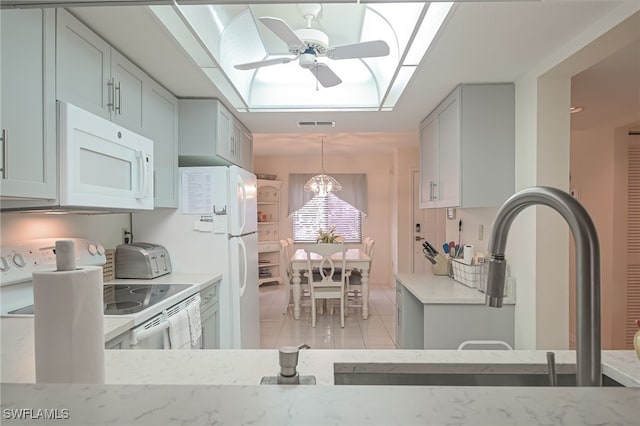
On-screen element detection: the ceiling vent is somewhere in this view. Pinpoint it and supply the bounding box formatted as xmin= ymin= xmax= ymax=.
xmin=297 ymin=121 xmax=336 ymax=128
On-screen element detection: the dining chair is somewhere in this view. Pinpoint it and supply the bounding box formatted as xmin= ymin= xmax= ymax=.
xmin=304 ymin=243 xmax=348 ymax=328
xmin=346 ymin=239 xmax=375 ymax=310
xmin=280 ymin=239 xmax=311 ymax=315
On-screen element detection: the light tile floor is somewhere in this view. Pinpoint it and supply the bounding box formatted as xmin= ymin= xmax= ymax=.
xmin=259 ymin=280 xmax=398 ymax=349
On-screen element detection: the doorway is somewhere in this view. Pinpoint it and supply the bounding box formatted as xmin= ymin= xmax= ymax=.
xmin=411 ymin=170 xmax=446 ymax=273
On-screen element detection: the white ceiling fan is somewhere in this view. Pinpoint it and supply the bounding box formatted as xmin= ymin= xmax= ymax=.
xmin=234 ymin=4 xmax=390 ymax=88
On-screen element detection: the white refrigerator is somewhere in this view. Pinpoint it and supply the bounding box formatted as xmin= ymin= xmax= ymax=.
xmin=132 ymin=165 xmax=259 ymax=349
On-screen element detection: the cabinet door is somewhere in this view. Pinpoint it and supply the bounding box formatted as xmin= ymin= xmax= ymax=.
xmin=111 ymin=50 xmax=144 ymax=133
xmin=240 ymin=126 xmax=253 ymax=171
xmin=200 ymin=303 xmax=219 ymax=349
xmin=436 ymin=92 xmax=461 ymax=208
xmin=0 ymin=9 xmax=56 ymax=199
xmin=419 ymin=115 xmax=438 ymax=208
xmin=56 ymin=9 xmax=111 ymax=120
xmin=143 ymin=80 xmax=178 ymax=208
xmin=216 ymin=105 xmax=233 ymax=164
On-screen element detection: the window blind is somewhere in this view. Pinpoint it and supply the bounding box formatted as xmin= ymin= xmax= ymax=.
xmin=293 ymin=193 xmax=362 ymax=243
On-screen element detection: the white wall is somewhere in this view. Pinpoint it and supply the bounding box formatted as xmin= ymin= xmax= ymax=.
xmin=444 ymin=207 xmax=498 ymax=256
xmin=253 ymin=151 xmax=398 ymax=286
xmin=0 ymin=212 xmax=130 ymax=250
xmin=509 ymin=5 xmax=639 ymax=349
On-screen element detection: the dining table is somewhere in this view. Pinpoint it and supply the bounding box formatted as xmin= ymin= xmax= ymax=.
xmin=290 ymin=247 xmax=372 ymax=320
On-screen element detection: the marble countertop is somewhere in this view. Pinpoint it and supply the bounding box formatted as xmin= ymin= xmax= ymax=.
xmin=2 ymin=349 xmax=640 ymax=425
xmin=395 ymin=272 xmax=516 ymax=305
xmin=3 ymin=382 xmax=639 ymax=426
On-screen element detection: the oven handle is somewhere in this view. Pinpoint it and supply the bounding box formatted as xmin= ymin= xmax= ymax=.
xmin=130 ymin=294 xmax=201 ymax=346
xmin=130 ymin=315 xmax=170 ymax=346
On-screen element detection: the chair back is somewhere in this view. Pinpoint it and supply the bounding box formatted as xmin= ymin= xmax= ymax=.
xmin=279 ymin=240 xmax=291 ymax=284
xmin=285 ymin=238 xmax=295 ymax=262
xmin=364 ymin=239 xmax=375 ymax=272
xmin=303 ymin=244 xmax=347 ymax=288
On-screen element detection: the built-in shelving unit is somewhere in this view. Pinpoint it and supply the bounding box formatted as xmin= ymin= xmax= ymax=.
xmin=257 ymin=179 xmax=282 ymax=286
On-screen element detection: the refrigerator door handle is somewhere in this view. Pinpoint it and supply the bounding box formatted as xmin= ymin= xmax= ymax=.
xmin=237 ymin=174 xmax=247 ymax=235
xmin=238 ymin=236 xmax=248 ymax=297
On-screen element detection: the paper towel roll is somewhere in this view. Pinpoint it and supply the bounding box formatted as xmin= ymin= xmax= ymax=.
xmin=462 ymin=245 xmax=475 ymax=265
xmin=33 ymin=265 xmax=105 ymax=384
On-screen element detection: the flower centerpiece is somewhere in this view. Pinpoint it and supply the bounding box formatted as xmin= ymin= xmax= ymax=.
xmin=316 ymin=226 xmax=344 ymax=243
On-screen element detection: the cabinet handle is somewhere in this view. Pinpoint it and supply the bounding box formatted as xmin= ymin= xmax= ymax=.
xmin=107 ymin=78 xmax=115 ymax=112
xmin=115 ymin=81 xmax=122 ymax=115
xmin=432 ymin=181 xmax=438 ymax=200
xmin=429 ymin=181 xmax=434 ymax=201
xmin=1 ymin=128 xmax=7 ymax=179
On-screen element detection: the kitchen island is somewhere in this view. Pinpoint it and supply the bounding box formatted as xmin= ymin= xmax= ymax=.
xmin=395 ymin=272 xmax=516 ymax=349
xmin=1 ymin=344 xmax=639 ymax=425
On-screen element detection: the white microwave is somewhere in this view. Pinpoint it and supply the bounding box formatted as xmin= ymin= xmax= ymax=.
xmin=0 ymin=103 xmax=154 ymax=213
xmin=58 ymin=102 xmax=154 ymax=211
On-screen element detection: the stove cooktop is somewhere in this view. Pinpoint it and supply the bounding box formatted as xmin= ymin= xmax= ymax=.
xmin=8 ymin=283 xmax=193 ymax=315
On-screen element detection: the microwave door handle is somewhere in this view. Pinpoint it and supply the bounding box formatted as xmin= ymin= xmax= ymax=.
xmin=135 ymin=151 xmax=144 ymax=199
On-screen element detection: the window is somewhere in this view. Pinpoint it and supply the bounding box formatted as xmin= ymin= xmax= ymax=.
xmin=293 ymin=193 xmax=362 ymax=243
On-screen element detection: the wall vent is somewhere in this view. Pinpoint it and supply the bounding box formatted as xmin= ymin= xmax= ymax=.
xmin=297 ymin=121 xmax=335 ymax=127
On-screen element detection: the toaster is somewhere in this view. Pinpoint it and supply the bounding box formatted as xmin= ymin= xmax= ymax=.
xmin=115 ymin=242 xmax=172 ymax=279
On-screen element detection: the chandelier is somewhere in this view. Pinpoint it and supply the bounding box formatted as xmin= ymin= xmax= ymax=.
xmin=304 ymin=137 xmax=342 ymax=197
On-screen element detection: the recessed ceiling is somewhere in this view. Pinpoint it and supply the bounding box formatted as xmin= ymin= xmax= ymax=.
xmin=68 ymin=1 xmax=636 ymax=157
xmin=156 ymin=2 xmax=453 ymax=112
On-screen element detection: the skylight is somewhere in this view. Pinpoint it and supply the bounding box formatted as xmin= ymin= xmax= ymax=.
xmin=152 ymin=2 xmax=453 ymax=112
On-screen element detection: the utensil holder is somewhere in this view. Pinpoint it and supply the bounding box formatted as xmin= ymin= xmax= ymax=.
xmin=431 ymin=253 xmax=450 ymax=276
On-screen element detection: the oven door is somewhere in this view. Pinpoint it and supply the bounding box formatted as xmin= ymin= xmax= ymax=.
xmin=126 ymin=294 xmax=201 ymax=350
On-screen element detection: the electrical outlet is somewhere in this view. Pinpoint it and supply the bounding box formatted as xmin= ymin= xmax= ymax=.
xmin=478 ymin=224 xmax=484 ymax=241
xmin=122 ymin=228 xmax=131 ymax=244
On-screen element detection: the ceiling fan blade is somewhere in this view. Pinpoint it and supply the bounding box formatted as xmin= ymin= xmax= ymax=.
xmin=326 ymin=40 xmax=390 ymax=60
xmin=234 ymin=57 xmax=294 ymax=70
xmin=310 ymin=63 xmax=342 ymax=88
xmin=259 ymin=16 xmax=306 ymax=52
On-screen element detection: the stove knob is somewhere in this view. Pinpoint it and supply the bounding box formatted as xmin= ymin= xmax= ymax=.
xmin=12 ymin=253 xmax=26 ymax=268
xmin=88 ymin=244 xmax=97 ymax=255
xmin=0 ymin=257 xmax=9 ymax=272
xmin=96 ymin=244 xmax=105 ymax=255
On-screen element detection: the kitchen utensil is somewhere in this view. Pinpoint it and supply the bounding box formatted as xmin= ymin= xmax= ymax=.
xmin=424 ymin=241 xmax=439 ymax=256
xmin=442 ymin=243 xmax=450 ymax=254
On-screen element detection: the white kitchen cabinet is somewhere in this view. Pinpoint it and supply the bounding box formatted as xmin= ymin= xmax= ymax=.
xmin=396 ymin=278 xmax=515 ymax=350
xmin=419 ymin=84 xmax=514 ymax=209
xmin=105 ymin=331 xmax=131 ymax=349
xmin=178 ymin=99 xmax=253 ymax=171
xmin=257 ymin=179 xmax=282 ymax=286
xmin=142 ymin=81 xmax=179 ymax=208
xmin=199 ymin=282 xmax=219 ymax=349
xmin=56 ymin=9 xmax=144 ymax=133
xmin=0 ymin=9 xmax=56 ymax=200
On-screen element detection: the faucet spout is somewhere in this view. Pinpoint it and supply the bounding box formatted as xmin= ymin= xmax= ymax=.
xmin=486 ymin=186 xmax=601 ymax=386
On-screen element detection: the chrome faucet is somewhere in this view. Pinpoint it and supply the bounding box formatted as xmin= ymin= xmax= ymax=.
xmin=486 ymin=186 xmax=601 ymax=387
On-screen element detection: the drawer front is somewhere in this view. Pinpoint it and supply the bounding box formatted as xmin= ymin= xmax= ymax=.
xmin=199 ymin=283 xmax=218 ymax=311
xmin=259 ymin=242 xmax=280 ymax=253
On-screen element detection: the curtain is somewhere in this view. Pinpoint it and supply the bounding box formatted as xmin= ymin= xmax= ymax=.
xmin=288 ymin=173 xmax=368 ymax=216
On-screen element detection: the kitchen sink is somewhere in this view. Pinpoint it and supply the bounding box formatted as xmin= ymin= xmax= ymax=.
xmin=333 ymin=363 xmax=624 ymax=387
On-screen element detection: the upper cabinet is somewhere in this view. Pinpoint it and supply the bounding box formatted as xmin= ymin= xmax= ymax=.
xmin=56 ymin=9 xmax=144 ymax=133
xmin=142 ymin=82 xmax=179 ymax=208
xmin=0 ymin=9 xmax=56 ymax=200
xmin=56 ymin=9 xmax=178 ymax=209
xmin=178 ymin=99 xmax=253 ymax=171
xmin=419 ymin=84 xmax=515 ymax=209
